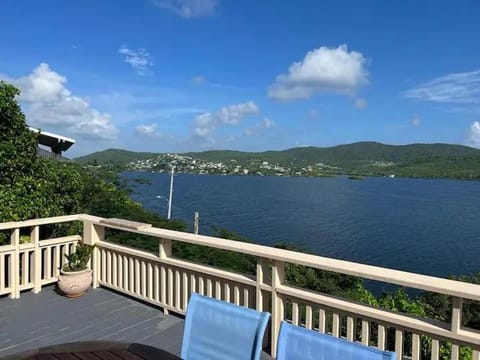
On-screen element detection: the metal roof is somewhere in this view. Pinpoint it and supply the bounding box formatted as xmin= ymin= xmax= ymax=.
xmin=29 ymin=127 xmax=75 ymax=153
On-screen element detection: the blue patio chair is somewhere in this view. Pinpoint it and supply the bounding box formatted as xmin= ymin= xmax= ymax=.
xmin=181 ymin=293 xmax=271 ymax=360
xmin=276 ymin=321 xmax=396 ymax=360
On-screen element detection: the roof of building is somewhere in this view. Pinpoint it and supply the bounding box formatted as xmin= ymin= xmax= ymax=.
xmin=29 ymin=127 xmax=76 ymax=153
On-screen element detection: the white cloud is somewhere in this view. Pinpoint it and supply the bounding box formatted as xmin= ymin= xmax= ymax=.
xmin=1 ymin=63 xmax=118 ymax=140
xmin=245 ymin=118 xmax=275 ymax=136
xmin=308 ymin=109 xmax=319 ymax=117
xmin=135 ymin=123 xmax=158 ymax=137
xmin=192 ymin=75 xmax=207 ymax=84
xmin=467 ymin=121 xmax=480 ymax=147
xmin=153 ymin=0 xmax=218 ymax=18
xmin=193 ymin=101 xmax=259 ymax=137
xmin=268 ymin=45 xmax=369 ymax=101
xmin=119 ymin=45 xmax=153 ymax=75
xmin=404 ymin=70 xmax=480 ymax=104
xmin=354 ymin=98 xmax=367 ymax=110
xmin=135 ymin=122 xmax=173 ymax=139
xmin=412 ymin=115 xmax=421 ymax=127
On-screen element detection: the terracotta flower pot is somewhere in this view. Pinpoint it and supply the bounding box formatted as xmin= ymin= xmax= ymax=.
xmin=58 ymin=269 xmax=92 ymax=298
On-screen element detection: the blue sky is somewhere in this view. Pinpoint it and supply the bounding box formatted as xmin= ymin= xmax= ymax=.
xmin=1 ymin=0 xmax=480 ymax=156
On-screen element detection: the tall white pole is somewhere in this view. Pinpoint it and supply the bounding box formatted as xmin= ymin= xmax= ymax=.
xmin=167 ymin=166 xmax=175 ymax=220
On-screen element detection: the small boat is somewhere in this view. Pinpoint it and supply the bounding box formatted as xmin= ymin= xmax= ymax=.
xmin=348 ymin=175 xmax=365 ymax=180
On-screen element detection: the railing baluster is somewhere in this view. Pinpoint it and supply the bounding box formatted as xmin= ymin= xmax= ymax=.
xmin=154 ymin=265 xmax=160 ymax=302
xmin=122 ymin=256 xmax=128 ymax=291
xmin=198 ymin=276 xmax=204 ymax=296
xmin=395 ymin=329 xmax=403 ymax=360
xmin=233 ymin=285 xmax=240 ymax=305
xmin=431 ymin=339 xmax=439 ymax=360
xmin=135 ymin=258 xmax=140 ymax=294
xmin=175 ymin=270 xmax=181 ymax=310
xmin=450 ymin=344 xmax=459 ymax=360
xmin=168 ymin=268 xmax=174 ymax=308
xmin=243 ymin=288 xmax=249 ymax=307
xmin=106 ymin=251 xmax=112 ymax=285
xmin=31 ymin=226 xmax=41 ymax=293
xmin=472 ymin=350 xmax=480 ymax=360
xmin=190 ymin=273 xmax=196 ymax=297
xmin=362 ymin=320 xmax=370 ymax=346
xmin=53 ymin=245 xmax=60 ymax=278
xmin=45 ymin=246 xmax=52 ymax=283
xmin=128 ymin=257 xmax=134 ymax=292
xmin=147 ymin=263 xmax=153 ymax=300
xmin=332 ymin=312 xmax=340 ymax=337
xmin=117 ymin=254 xmax=123 ymax=289
xmin=215 ymin=280 xmax=221 ymax=300
xmin=224 ymin=283 xmax=231 ymax=303
xmin=206 ymin=278 xmax=213 ymax=297
xmin=112 ymin=253 xmax=117 ymax=288
xmin=306 ymin=304 xmax=313 ymax=330
xmin=377 ymin=324 xmax=386 ymax=350
xmin=318 ymin=308 xmax=326 ymax=333
xmin=101 ymin=249 xmax=107 ymax=282
xmin=0 ymin=253 xmax=4 ymax=293
xmin=182 ymin=272 xmax=189 ymax=310
xmin=10 ymin=228 xmax=20 ymax=299
xmin=141 ymin=261 xmax=147 ymax=297
xmin=292 ymin=302 xmax=299 ymax=326
xmin=411 ymin=333 xmax=420 ymax=360
xmin=346 ymin=316 xmax=354 ymax=341
xmin=161 ymin=265 xmax=167 ymax=309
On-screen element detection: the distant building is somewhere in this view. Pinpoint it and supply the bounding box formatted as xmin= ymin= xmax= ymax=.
xmin=29 ymin=127 xmax=75 ymax=159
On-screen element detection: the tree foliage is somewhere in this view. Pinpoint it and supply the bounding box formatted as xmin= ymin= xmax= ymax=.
xmin=0 ymin=81 xmax=185 ymax=245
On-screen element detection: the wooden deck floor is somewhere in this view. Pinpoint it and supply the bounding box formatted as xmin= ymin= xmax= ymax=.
xmin=0 ymin=287 xmax=273 ymax=359
xmin=0 ymin=287 xmax=184 ymax=358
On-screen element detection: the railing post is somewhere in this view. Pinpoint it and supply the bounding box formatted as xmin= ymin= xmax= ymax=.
xmin=83 ymin=221 xmax=104 ymax=289
xmin=31 ymin=226 xmax=41 ymax=294
xmin=451 ymin=296 xmax=463 ymax=359
xmin=271 ymin=260 xmax=285 ymax=358
xmin=159 ymin=238 xmax=172 ymax=259
xmin=451 ymin=296 xmax=463 ymax=333
xmin=9 ymin=228 xmax=20 ymax=299
xmin=256 ymin=257 xmax=270 ymax=312
xmin=159 ymin=238 xmax=172 ymax=314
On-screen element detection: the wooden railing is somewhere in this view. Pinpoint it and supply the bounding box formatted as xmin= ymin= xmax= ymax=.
xmin=0 ymin=215 xmax=81 ymax=298
xmin=1 ymin=214 xmax=480 ymax=360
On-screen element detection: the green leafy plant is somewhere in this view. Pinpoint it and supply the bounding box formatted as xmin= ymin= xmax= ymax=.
xmin=63 ymin=243 xmax=94 ymax=272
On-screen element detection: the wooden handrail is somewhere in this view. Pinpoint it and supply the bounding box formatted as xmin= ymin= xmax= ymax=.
xmin=79 ymin=214 xmax=480 ymax=302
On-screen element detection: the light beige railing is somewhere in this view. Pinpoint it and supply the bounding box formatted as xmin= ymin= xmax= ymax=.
xmin=1 ymin=214 xmax=480 ymax=360
xmin=0 ymin=215 xmax=81 ymax=298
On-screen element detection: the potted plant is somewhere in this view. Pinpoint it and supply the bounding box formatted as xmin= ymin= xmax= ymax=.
xmin=57 ymin=243 xmax=94 ymax=298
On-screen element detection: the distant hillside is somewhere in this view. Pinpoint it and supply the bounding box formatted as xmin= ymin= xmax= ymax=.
xmin=185 ymin=142 xmax=480 ymax=164
xmin=75 ymin=148 xmax=159 ymax=165
xmin=75 ymin=142 xmax=480 ymax=179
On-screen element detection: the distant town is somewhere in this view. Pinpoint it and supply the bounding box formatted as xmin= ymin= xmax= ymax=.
xmin=127 ymin=153 xmax=340 ymax=177
xmin=77 ymin=142 xmax=480 ymax=180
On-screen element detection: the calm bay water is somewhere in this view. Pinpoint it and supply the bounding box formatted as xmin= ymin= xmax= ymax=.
xmin=124 ymin=172 xmax=480 ymax=279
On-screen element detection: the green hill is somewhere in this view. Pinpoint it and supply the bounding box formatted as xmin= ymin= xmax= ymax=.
xmin=186 ymin=142 xmax=480 ymax=164
xmin=75 ymin=148 xmax=159 ymax=165
xmin=75 ymin=142 xmax=480 ymax=179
